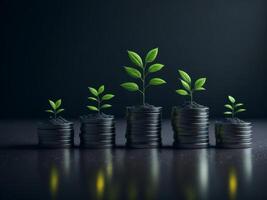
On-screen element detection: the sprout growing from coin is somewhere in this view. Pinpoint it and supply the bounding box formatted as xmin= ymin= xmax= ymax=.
xmin=45 ymin=99 xmax=64 ymax=119
xmin=175 ymin=69 xmax=206 ymax=104
xmin=224 ymin=96 xmax=246 ymax=118
xmin=121 ymin=48 xmax=166 ymax=105
xmin=87 ymin=85 xmax=115 ymax=114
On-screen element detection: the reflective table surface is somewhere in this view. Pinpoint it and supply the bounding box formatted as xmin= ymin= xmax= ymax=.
xmin=0 ymin=120 xmax=266 ymax=200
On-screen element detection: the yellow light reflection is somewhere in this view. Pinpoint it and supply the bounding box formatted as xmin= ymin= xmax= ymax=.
xmin=49 ymin=166 xmax=59 ymax=198
xmin=96 ymin=171 xmax=105 ymax=199
xmin=228 ymin=168 xmax=237 ymax=200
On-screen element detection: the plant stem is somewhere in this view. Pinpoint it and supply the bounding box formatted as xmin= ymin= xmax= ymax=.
xmin=232 ymin=106 xmax=235 ymax=118
xmin=190 ymin=91 xmax=193 ymax=105
xmin=232 ymin=103 xmax=235 ymax=118
xmin=97 ymin=96 xmax=101 ymax=114
xmin=142 ymin=63 xmax=146 ymax=106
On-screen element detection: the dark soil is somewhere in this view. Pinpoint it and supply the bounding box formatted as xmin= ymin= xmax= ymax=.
xmin=80 ymin=113 xmax=114 ymax=120
xmin=173 ymin=101 xmax=207 ymax=110
xmin=218 ymin=118 xmax=247 ymax=124
xmin=182 ymin=101 xmax=206 ymax=108
xmin=127 ymin=104 xmax=161 ymax=111
xmin=42 ymin=116 xmax=72 ymax=125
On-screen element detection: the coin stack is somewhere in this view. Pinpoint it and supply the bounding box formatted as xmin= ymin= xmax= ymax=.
xmin=80 ymin=116 xmax=115 ymax=148
xmin=126 ymin=107 xmax=162 ymax=148
xmin=172 ymin=107 xmax=209 ymax=148
xmin=215 ymin=122 xmax=252 ymax=148
xmin=38 ymin=117 xmax=74 ymax=148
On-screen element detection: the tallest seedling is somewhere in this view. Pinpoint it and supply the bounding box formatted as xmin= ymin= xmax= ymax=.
xmin=121 ymin=48 xmax=166 ymax=105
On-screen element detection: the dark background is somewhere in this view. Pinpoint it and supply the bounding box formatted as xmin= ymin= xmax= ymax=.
xmin=1 ymin=0 xmax=267 ymax=119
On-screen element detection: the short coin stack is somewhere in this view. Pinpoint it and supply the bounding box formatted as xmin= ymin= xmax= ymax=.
xmin=38 ymin=117 xmax=74 ymax=148
xmin=172 ymin=106 xmax=209 ymax=148
xmin=215 ymin=121 xmax=252 ymax=148
xmin=126 ymin=106 xmax=162 ymax=148
xmin=80 ymin=116 xmax=115 ymax=148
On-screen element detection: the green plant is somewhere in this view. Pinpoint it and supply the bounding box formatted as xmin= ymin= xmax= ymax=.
xmin=175 ymin=69 xmax=206 ymax=104
xmin=45 ymin=99 xmax=64 ymax=118
xmin=87 ymin=85 xmax=115 ymax=114
xmin=224 ymin=96 xmax=246 ymax=118
xmin=120 ymin=48 xmax=166 ymax=105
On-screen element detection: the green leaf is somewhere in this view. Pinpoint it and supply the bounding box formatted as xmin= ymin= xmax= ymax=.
xmin=149 ymin=78 xmax=166 ymax=86
xmin=124 ymin=67 xmax=142 ymax=79
xmin=235 ymin=103 xmax=243 ymax=107
xmin=145 ymin=48 xmax=158 ymax=63
xmin=120 ymin=82 xmax=139 ymax=92
xmin=87 ymin=106 xmax=99 ymax=111
xmin=45 ymin=110 xmax=54 ymax=113
xmin=56 ymin=108 xmax=64 ymax=114
xmin=101 ymin=104 xmax=112 ymax=109
xmin=176 ymin=89 xmax=189 ymax=96
xmin=88 ymin=97 xmax=98 ymax=101
xmin=148 ymin=63 xmax=164 ymax=73
xmin=194 ymin=87 xmax=206 ymax=91
xmin=180 ymin=79 xmax=191 ymax=91
xmin=127 ymin=50 xmax=143 ymax=68
xmin=228 ymin=96 xmax=235 ymax=104
xmin=224 ymin=111 xmax=232 ymax=115
xmin=102 ymin=94 xmax=115 ymax=100
xmin=48 ymin=100 xmax=56 ymax=110
xmin=236 ymin=109 xmax=246 ymax=113
xmin=98 ymin=85 xmax=105 ymax=95
xmin=55 ymin=99 xmax=62 ymax=109
xmin=178 ymin=70 xmax=191 ymax=83
xmin=88 ymin=87 xmax=98 ymax=97
xmin=224 ymin=104 xmax=233 ymax=110
xmin=194 ymin=78 xmax=206 ymax=90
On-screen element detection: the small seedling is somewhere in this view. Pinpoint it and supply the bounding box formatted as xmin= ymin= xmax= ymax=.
xmin=87 ymin=85 xmax=115 ymax=114
xmin=176 ymin=69 xmax=206 ymax=104
xmin=224 ymin=96 xmax=246 ymax=118
xmin=120 ymin=48 xmax=166 ymax=105
xmin=45 ymin=99 xmax=64 ymax=119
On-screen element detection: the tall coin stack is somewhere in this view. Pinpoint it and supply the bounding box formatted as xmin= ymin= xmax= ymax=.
xmin=126 ymin=107 xmax=162 ymax=148
xmin=172 ymin=106 xmax=209 ymax=148
xmin=80 ymin=116 xmax=115 ymax=148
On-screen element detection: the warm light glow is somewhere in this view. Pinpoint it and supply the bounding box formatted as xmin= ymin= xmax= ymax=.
xmin=96 ymin=171 xmax=105 ymax=198
xmin=49 ymin=166 xmax=59 ymax=198
xmin=228 ymin=168 xmax=237 ymax=200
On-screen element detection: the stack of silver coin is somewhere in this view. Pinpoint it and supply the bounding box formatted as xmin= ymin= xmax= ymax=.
xmin=80 ymin=116 xmax=115 ymax=148
xmin=126 ymin=107 xmax=162 ymax=148
xmin=38 ymin=117 xmax=74 ymax=148
xmin=172 ymin=106 xmax=209 ymax=148
xmin=215 ymin=122 xmax=252 ymax=148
